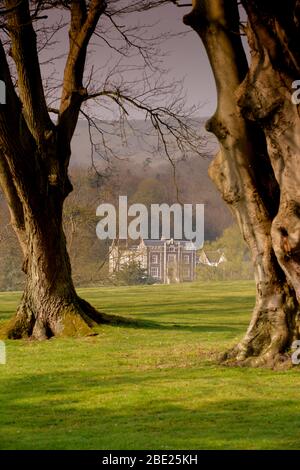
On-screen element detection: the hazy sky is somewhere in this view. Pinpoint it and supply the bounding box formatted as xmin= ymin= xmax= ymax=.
xmin=141 ymin=3 xmax=217 ymax=117
xmin=44 ymin=2 xmax=217 ymax=120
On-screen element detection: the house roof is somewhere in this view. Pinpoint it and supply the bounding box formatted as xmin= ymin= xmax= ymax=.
xmin=198 ymin=250 xmax=226 ymax=266
xmin=142 ymin=239 xmax=196 ymax=250
xmin=110 ymin=238 xmax=197 ymax=250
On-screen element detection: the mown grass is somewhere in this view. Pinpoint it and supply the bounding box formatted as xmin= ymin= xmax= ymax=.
xmin=0 ymin=281 xmax=300 ymax=450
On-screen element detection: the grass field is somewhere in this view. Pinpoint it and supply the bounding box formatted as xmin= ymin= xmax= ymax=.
xmin=1 ymin=280 xmax=300 ymax=450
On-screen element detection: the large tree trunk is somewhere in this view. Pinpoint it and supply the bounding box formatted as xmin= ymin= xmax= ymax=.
xmin=0 ymin=143 xmax=117 ymax=340
xmin=2 ymin=184 xmax=110 ymax=340
xmin=0 ymin=0 xmax=111 ymax=340
xmin=239 ymin=0 xmax=300 ymax=298
xmin=184 ymin=0 xmax=300 ymax=366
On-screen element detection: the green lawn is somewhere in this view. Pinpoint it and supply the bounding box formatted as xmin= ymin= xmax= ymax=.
xmin=1 ymin=281 xmax=300 ymax=450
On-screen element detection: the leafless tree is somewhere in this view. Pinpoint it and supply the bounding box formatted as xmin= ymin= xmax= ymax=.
xmin=0 ymin=0 xmax=204 ymax=339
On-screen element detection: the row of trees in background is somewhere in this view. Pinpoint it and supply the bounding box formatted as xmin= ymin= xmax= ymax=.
xmin=0 ymin=155 xmax=232 ymax=291
xmin=197 ymin=225 xmax=253 ymax=282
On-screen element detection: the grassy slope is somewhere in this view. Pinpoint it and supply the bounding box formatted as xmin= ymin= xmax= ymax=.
xmin=0 ymin=281 xmax=300 ymax=450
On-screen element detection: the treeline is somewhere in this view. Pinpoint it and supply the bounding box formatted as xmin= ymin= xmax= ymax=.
xmin=0 ymin=154 xmax=232 ymax=291
xmin=197 ymin=224 xmax=254 ymax=281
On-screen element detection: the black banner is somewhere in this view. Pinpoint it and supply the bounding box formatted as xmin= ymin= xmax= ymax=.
xmin=0 ymin=450 xmax=296 ymax=467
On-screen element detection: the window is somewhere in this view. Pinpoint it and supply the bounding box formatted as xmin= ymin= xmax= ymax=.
xmin=150 ymin=267 xmax=159 ymax=278
xmin=151 ymin=254 xmax=159 ymax=264
xmin=183 ymin=254 xmax=190 ymax=264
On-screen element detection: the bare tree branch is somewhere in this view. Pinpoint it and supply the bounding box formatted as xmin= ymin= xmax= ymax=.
xmin=5 ymin=0 xmax=54 ymax=146
xmin=58 ymin=0 xmax=107 ymax=144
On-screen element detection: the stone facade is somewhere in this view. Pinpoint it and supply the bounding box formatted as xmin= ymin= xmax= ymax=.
xmin=109 ymin=238 xmax=197 ymax=284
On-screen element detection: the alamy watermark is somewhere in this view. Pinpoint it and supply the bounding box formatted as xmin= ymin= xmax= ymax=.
xmin=0 ymin=341 xmax=6 ymax=365
xmin=292 ymin=80 xmax=300 ymax=105
xmin=96 ymin=196 xmax=204 ymax=249
xmin=291 ymin=340 xmax=300 ymax=365
xmin=0 ymin=80 xmax=6 ymax=104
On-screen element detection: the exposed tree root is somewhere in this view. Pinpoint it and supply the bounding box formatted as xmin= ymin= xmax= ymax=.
xmin=217 ymin=283 xmax=300 ymax=369
xmin=219 ymin=344 xmax=293 ymax=369
xmin=0 ymin=294 xmax=136 ymax=340
xmin=219 ymin=313 xmax=298 ymax=369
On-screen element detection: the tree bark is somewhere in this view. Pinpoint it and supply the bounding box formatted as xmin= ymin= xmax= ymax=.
xmin=184 ymin=0 xmax=300 ymax=366
xmin=239 ymin=0 xmax=300 ymax=299
xmin=1 ymin=166 xmax=112 ymax=340
xmin=0 ymin=1 xmax=113 ymax=340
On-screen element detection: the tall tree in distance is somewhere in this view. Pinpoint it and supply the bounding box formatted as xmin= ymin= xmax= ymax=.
xmin=183 ymin=0 xmax=300 ymax=366
xmin=0 ymin=0 xmax=201 ymax=339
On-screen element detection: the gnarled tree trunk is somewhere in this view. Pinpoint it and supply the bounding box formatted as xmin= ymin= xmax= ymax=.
xmin=5 ymin=195 xmax=93 ymax=339
xmin=239 ymin=0 xmax=300 ymax=299
xmin=184 ymin=0 xmax=300 ymax=366
xmin=0 ymin=0 xmax=114 ymax=339
xmin=1 ymin=149 xmax=113 ymax=340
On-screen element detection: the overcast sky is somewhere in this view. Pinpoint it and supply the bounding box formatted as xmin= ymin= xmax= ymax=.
xmin=143 ymin=3 xmax=217 ymax=117
xmin=43 ymin=2 xmax=217 ymax=120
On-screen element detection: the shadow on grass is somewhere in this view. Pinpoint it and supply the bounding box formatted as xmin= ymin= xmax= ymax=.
xmin=97 ymin=294 xmax=254 ymax=314
xmin=0 ymin=370 xmax=299 ymax=449
xmin=0 ymin=285 xmax=254 ymax=341
xmin=91 ymin=293 xmax=254 ymax=333
xmin=95 ymin=314 xmax=244 ymax=335
xmin=130 ymin=320 xmax=242 ymax=334
xmin=0 ymin=315 xmax=242 ymax=336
